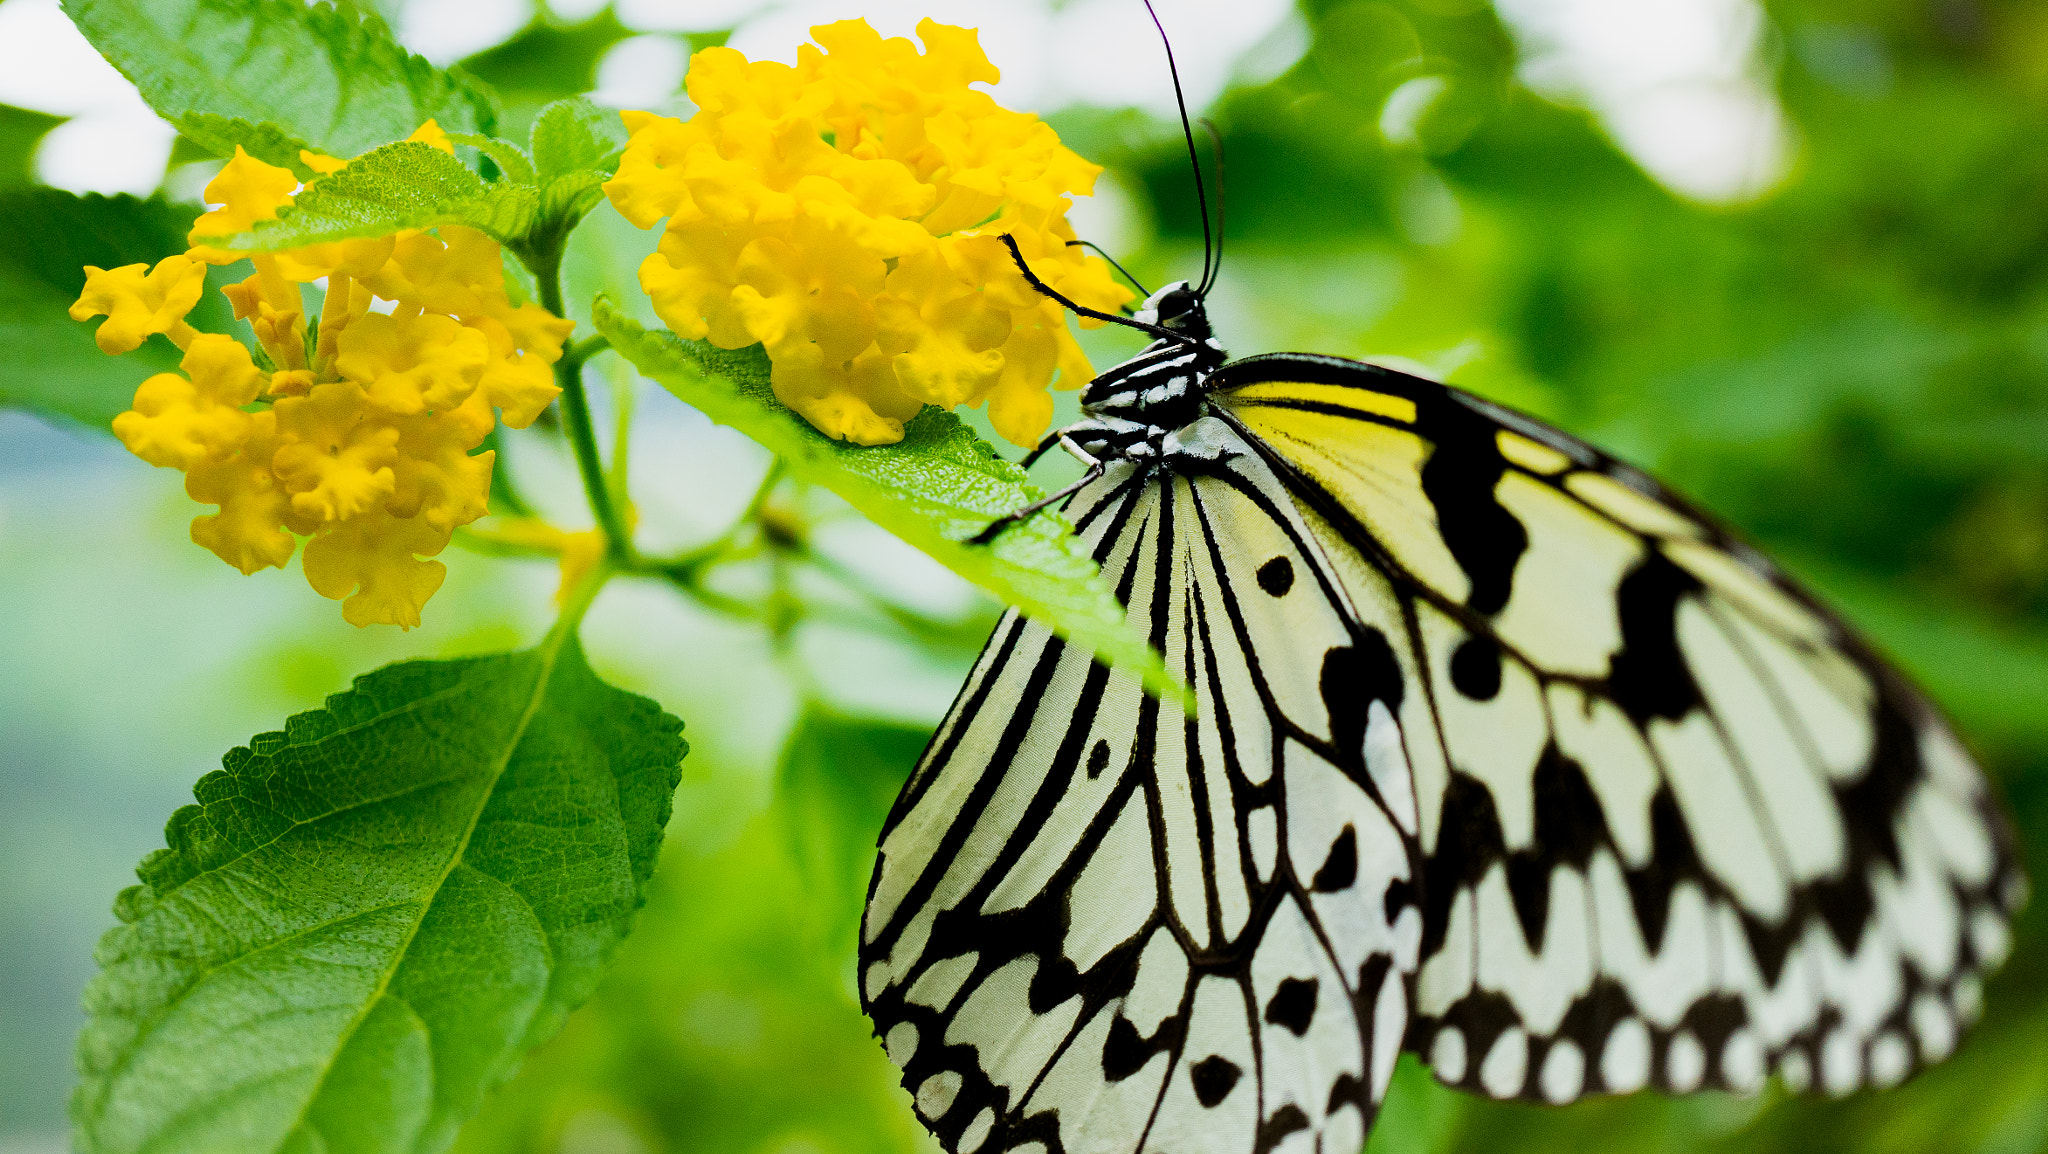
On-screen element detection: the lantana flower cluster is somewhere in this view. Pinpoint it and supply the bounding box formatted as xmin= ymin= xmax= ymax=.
xmin=604 ymin=18 xmax=1131 ymax=448
xmin=72 ymin=125 xmax=572 ymax=627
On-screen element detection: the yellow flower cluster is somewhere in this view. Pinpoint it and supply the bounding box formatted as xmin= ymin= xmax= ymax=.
xmin=605 ymin=19 xmax=1130 ymax=447
xmin=72 ymin=125 xmax=573 ymax=628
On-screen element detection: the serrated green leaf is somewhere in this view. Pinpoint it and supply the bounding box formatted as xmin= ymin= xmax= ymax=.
xmin=538 ymin=169 xmax=608 ymax=226
xmin=592 ymin=295 xmax=1180 ymax=702
xmin=63 ymin=0 xmax=497 ymax=170
xmin=222 ymin=141 xmax=538 ymax=251
xmin=0 ymin=189 xmax=237 ymax=430
xmin=446 ymin=132 xmax=536 ymax=187
xmin=176 ymin=113 xmax=325 ymax=177
xmin=529 ymin=97 xmax=625 ymax=184
xmin=73 ymin=633 xmax=686 ymax=1154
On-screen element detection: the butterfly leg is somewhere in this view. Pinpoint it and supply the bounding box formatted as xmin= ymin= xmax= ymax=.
xmin=970 ymin=435 xmax=1106 ymax=545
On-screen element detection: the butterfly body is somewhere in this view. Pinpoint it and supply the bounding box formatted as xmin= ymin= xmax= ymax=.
xmin=860 ymin=286 xmax=2023 ymax=1154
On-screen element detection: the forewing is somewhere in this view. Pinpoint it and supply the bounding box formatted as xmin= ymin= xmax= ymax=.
xmin=1214 ymin=354 xmax=2025 ymax=1103
xmin=860 ymin=436 xmax=1420 ymax=1154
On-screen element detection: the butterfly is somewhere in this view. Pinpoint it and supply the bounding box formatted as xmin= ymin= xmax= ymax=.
xmin=857 ymin=17 xmax=2025 ymax=1154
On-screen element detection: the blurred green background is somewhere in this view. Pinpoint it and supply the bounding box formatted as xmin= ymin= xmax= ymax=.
xmin=2 ymin=0 xmax=2045 ymax=1151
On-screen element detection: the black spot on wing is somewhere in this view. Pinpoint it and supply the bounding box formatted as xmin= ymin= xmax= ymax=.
xmin=1529 ymin=745 xmax=1610 ymax=870
xmin=1810 ymin=693 xmax=1917 ymax=955
xmin=1419 ymin=772 xmax=1505 ymax=957
xmin=1313 ymin=826 xmax=1359 ymax=892
xmin=1257 ymin=555 xmax=1295 ymax=596
xmin=1191 ymin=1055 xmax=1243 ymax=1106
xmin=1486 ymin=747 xmax=1611 ymax=951
xmin=1449 ymin=636 xmax=1502 ymax=701
xmin=1087 ymin=739 xmax=1110 ymax=779
xmin=1607 ymin=553 xmax=1704 ymax=723
xmin=1418 ymin=398 xmax=1527 ymax=616
xmin=1384 ymin=877 xmax=1416 ymax=923
xmin=1319 ymin=631 xmax=1406 ymax=758
xmin=1255 ymin=1105 xmax=1311 ymax=1154
xmin=1264 ymin=977 xmax=1319 ymax=1036
xmin=1103 ymin=1015 xmax=1154 ymax=1082
xmin=1625 ymin=786 xmax=1707 ymax=954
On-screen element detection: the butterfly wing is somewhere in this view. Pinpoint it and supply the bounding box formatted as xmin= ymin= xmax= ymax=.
xmin=860 ymin=424 xmax=1420 ymax=1154
xmin=1211 ymin=352 xmax=2024 ymax=1103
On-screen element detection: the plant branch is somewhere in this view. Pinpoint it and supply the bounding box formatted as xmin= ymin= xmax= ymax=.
xmin=527 ymin=237 xmax=630 ymax=565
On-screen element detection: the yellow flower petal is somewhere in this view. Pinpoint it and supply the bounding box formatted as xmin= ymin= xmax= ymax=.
xmin=271 ymin=381 xmax=401 ymax=522
xmin=609 ymin=18 xmax=1130 ymax=445
xmin=407 ymin=119 xmax=456 ymax=155
xmin=360 ymin=226 xmax=507 ymax=317
xmin=70 ymin=255 xmax=206 ymax=355
xmin=333 ymin=311 xmax=490 ymax=415
xmin=385 ymin=391 xmax=495 ymax=532
xmin=605 ymin=111 xmax=710 ymax=229
xmin=187 ymin=147 xmax=300 ymax=261
xmin=110 ymin=333 xmax=265 ymax=467
xmin=185 ymin=410 xmax=297 ymax=574
xmin=301 ymin=511 xmax=450 ymax=629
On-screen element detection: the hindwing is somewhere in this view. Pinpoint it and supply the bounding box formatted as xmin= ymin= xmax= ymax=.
xmin=860 ymin=429 xmax=1420 ymax=1154
xmin=1212 ymin=353 xmax=2025 ymax=1103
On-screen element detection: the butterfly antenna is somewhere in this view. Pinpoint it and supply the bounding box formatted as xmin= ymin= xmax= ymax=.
xmin=1001 ymin=235 xmax=1196 ymax=346
xmin=1196 ymin=118 xmax=1225 ymax=294
xmin=1066 ymin=238 xmax=1153 ymax=299
xmin=1141 ymin=0 xmax=1214 ymax=297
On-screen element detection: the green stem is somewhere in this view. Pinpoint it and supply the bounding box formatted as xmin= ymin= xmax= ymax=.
xmin=549 ymin=558 xmax=613 ymax=645
xmin=530 ymin=236 xmax=630 ymax=564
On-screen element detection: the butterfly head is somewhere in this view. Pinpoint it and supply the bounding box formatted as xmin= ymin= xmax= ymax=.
xmin=1079 ymin=283 xmax=1226 ymax=425
xmin=1132 ymin=280 xmax=1213 ymax=342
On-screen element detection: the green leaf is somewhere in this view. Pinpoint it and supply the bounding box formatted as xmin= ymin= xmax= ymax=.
xmin=222 ymin=141 xmax=539 ymax=251
xmin=516 ymin=99 xmax=626 ymax=235
xmin=529 ymin=97 xmax=625 ymax=184
xmin=592 ymin=296 xmax=1180 ymax=701
xmin=0 ymin=103 xmax=64 ymax=187
xmin=774 ymin=710 xmax=927 ymax=944
xmin=457 ymin=12 xmax=636 ymax=113
xmin=63 ymin=0 xmax=498 ymax=174
xmin=0 ymin=189 xmax=235 ymax=430
xmin=446 ymin=132 xmax=536 ymax=187
xmin=72 ymin=633 xmax=687 ymax=1154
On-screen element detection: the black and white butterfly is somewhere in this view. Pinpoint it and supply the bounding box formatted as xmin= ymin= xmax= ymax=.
xmin=858 ymin=16 xmax=2024 ymax=1154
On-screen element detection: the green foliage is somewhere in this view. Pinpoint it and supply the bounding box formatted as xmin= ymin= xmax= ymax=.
xmin=529 ymin=98 xmax=625 ymax=185
xmin=61 ymin=0 xmax=497 ymax=175
xmin=774 ymin=710 xmax=932 ymax=949
xmin=224 ymin=140 xmax=537 ymax=250
xmin=0 ymin=188 xmax=233 ymax=429
xmin=72 ymin=633 xmax=687 ymax=1154
xmin=457 ymin=11 xmax=638 ymax=132
xmin=218 ymin=104 xmax=622 ymax=259
xmin=0 ymin=103 xmax=64 ymax=187
xmin=454 ymin=710 xmax=927 ymax=1154
xmin=447 ymin=132 xmax=537 ymax=187
xmin=593 ymin=295 xmax=1182 ymax=702
xmin=528 ymin=97 xmax=625 ymax=224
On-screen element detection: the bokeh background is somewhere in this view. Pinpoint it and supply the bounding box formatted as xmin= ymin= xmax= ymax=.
xmin=2 ymin=0 xmax=2046 ymax=1151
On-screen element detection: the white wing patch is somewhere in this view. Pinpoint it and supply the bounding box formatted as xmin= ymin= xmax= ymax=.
xmin=1220 ymin=364 xmax=2021 ymax=1104
xmin=861 ymin=432 xmax=1421 ymax=1154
